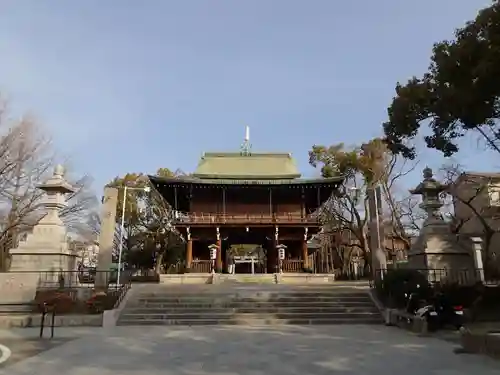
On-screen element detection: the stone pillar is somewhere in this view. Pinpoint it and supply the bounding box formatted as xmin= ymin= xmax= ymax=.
xmin=302 ymin=227 xmax=309 ymax=269
xmin=186 ymin=227 xmax=193 ymax=269
xmin=216 ymin=227 xmax=222 ymax=271
xmin=367 ymin=185 xmax=387 ymax=276
xmin=96 ymin=186 xmax=118 ymax=288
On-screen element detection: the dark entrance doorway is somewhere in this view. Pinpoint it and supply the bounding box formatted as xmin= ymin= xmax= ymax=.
xmin=226 ymin=244 xmax=266 ymax=274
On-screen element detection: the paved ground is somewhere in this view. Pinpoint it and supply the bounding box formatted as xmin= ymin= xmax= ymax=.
xmin=0 ymin=325 xmax=499 ymax=374
xmin=0 ymin=337 xmax=73 ymax=368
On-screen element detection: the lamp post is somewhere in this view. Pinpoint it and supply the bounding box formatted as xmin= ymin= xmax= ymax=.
xmin=117 ymin=185 xmax=151 ymax=285
xmin=208 ymin=244 xmax=218 ymax=274
xmin=276 ymin=244 xmax=287 ymax=274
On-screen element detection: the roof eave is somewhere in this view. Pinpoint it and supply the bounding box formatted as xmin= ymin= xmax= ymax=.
xmin=191 ymin=173 xmax=301 ymax=179
xmin=148 ymin=175 xmax=345 ymax=186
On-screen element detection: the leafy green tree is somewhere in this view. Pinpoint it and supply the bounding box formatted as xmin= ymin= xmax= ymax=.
xmin=107 ymin=168 xmax=185 ymax=272
xmin=383 ymin=1 xmax=500 ymax=159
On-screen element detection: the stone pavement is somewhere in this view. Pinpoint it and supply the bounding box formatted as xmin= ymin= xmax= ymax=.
xmin=0 ymin=325 xmax=499 ymax=374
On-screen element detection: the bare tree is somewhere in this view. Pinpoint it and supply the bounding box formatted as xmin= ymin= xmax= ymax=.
xmin=379 ymin=155 xmax=421 ymax=249
xmin=439 ymin=164 xmax=500 ymax=278
xmin=310 ymin=138 xmax=419 ymax=275
xmin=60 ymin=173 xmax=99 ymax=237
xmin=0 ymin=102 xmax=99 ymax=270
xmin=0 ymin=115 xmax=54 ymax=269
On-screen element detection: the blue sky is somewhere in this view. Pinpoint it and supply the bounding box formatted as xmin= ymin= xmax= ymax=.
xmin=0 ymin=1 xmax=496 ymax=192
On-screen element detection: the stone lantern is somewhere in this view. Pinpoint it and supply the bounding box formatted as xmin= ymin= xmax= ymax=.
xmin=410 ymin=167 xmax=448 ymax=227
xmin=9 ymin=165 xmax=78 ymax=274
xmin=407 ymin=167 xmax=475 ymax=280
xmin=36 ymin=164 xmax=75 ymax=226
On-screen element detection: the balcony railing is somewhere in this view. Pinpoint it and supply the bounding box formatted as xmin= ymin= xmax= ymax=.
xmin=174 ymin=212 xmax=319 ymax=225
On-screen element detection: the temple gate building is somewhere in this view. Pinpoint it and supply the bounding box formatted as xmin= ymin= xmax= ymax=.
xmin=149 ymin=134 xmax=343 ymax=273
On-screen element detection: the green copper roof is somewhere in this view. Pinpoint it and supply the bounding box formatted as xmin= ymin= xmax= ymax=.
xmin=192 ymin=152 xmax=301 ymax=179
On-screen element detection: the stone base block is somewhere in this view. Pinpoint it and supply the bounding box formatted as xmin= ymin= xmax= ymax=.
xmin=461 ymin=331 xmax=500 ymax=359
xmin=277 ymin=274 xmax=335 ymax=284
xmin=159 ymin=274 xmax=213 ymax=284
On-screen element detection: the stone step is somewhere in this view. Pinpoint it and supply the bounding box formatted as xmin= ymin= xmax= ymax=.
xmin=122 ymin=306 xmax=379 ymax=314
xmin=129 ymin=303 xmax=375 ymax=310
xmin=117 ymin=317 xmax=383 ymax=326
xmin=0 ymin=305 xmax=33 ymax=313
xmin=119 ymin=311 xmax=381 ymax=320
xmin=137 ymin=289 xmax=369 ymax=295
xmin=135 ymin=295 xmax=372 ymax=302
xmin=119 ymin=284 xmax=381 ymax=327
xmin=0 ymin=314 xmax=32 ymax=328
xmin=218 ymin=278 xmax=276 ymax=284
xmin=134 ymin=295 xmax=371 ymax=303
xmin=134 ymin=294 xmax=372 ymax=302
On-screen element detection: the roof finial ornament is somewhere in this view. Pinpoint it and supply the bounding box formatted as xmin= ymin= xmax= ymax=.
xmin=241 ymin=125 xmax=252 ymax=156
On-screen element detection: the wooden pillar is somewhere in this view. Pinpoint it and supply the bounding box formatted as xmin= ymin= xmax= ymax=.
xmin=301 ymin=188 xmax=305 ymax=219
xmin=222 ymin=188 xmax=226 ymax=217
xmin=273 ymin=226 xmax=279 ymax=273
xmin=216 ymin=227 xmax=222 ymax=271
xmin=302 ymin=227 xmax=309 ymax=269
xmin=269 ymin=188 xmax=273 ymax=217
xmin=186 ymin=227 xmax=193 ymax=269
xmin=270 ymin=237 xmax=276 ymax=273
xmin=174 ymin=186 xmax=178 ymax=210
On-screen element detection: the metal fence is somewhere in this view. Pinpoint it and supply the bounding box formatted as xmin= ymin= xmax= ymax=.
xmin=373 ymin=268 xmax=500 ymax=286
xmin=3 ymin=269 xmax=132 ymax=290
xmin=0 ymin=270 xmax=132 ymax=315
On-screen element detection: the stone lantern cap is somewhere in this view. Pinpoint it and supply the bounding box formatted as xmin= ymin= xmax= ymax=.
xmin=37 ymin=164 xmax=75 ymax=194
xmin=409 ymin=167 xmax=448 ymax=196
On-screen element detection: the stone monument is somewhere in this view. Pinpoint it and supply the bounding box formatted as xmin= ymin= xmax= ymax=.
xmin=408 ymin=167 xmax=475 ymax=281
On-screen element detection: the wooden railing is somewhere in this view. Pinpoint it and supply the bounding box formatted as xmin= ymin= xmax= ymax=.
xmin=191 ymin=260 xmax=212 ymax=273
xmin=283 ymin=259 xmax=304 ymax=273
xmin=175 ymin=212 xmax=319 ymax=225
xmin=182 ymin=259 xmax=307 ymax=273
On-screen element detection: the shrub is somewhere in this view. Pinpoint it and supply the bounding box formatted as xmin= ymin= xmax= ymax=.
xmin=433 ymin=283 xmax=482 ymax=307
xmin=34 ymin=290 xmax=77 ymax=314
xmin=377 ymin=269 xmax=432 ymax=308
xmin=482 ymin=285 xmax=500 ymax=309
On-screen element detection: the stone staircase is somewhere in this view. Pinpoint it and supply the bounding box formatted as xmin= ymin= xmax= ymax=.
xmin=117 ymin=283 xmax=383 ymax=326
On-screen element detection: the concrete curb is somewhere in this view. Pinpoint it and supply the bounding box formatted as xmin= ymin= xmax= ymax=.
xmin=367 ymin=289 xmax=386 ymax=315
xmin=102 ymin=286 xmax=134 ymax=328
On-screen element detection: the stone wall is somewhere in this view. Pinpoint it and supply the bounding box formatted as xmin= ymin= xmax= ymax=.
xmin=0 ymin=272 xmax=41 ymax=303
